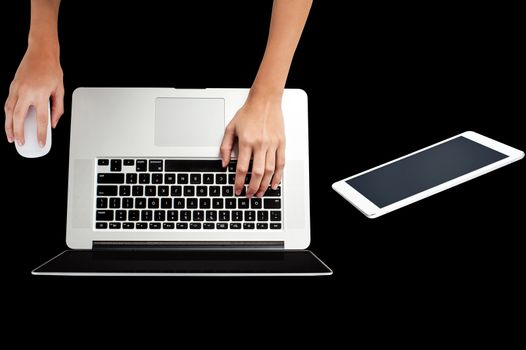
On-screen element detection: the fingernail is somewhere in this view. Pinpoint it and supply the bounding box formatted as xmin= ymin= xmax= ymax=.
xmin=256 ymin=191 xmax=264 ymax=198
xmin=16 ymin=139 xmax=23 ymax=146
xmin=235 ymin=190 xmax=241 ymax=196
xmin=247 ymin=192 xmax=253 ymax=199
xmin=272 ymin=184 xmax=278 ymax=190
xmin=39 ymin=141 xmax=45 ymax=148
xmin=7 ymin=137 xmax=13 ymax=143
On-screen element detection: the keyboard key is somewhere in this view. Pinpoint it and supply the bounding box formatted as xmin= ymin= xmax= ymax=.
xmin=96 ymin=210 xmax=114 ymax=221
xmin=258 ymin=211 xmax=269 ymax=221
xmin=245 ymin=211 xmax=255 ymax=221
xmin=135 ymin=198 xmax=146 ymax=208
xmin=213 ymin=198 xmax=224 ymax=209
xmin=96 ymin=222 xmax=108 ymax=229
xmin=124 ymin=159 xmax=134 ymax=166
xmin=270 ymin=211 xmax=281 ymax=221
xmin=190 ymin=174 xmax=201 ymax=184
xmin=228 ymin=174 xmax=235 ymax=184
xmin=136 ymin=160 xmax=147 ymax=172
xmin=149 ymin=160 xmax=163 ymax=172
xmin=217 ymin=223 xmax=228 ymax=229
xmin=190 ymin=223 xmax=201 ymax=229
xmin=238 ymin=198 xmax=249 ymax=209
xmin=232 ymin=210 xmax=242 ymax=221
xmin=165 ymin=173 xmax=176 ymax=184
xmin=97 ymin=173 xmax=124 ymax=184
xmin=225 ymin=198 xmax=236 ymax=208
xmin=187 ymin=198 xmax=198 ymax=209
xmin=148 ymin=198 xmax=159 ymax=209
xmin=141 ymin=210 xmax=152 ymax=221
xmin=149 ymin=222 xmax=161 ymax=229
xmin=98 ymin=159 xmax=109 ymax=166
xmin=177 ymin=174 xmax=188 ymax=184
xmin=167 ymin=210 xmax=178 ymax=221
xmin=161 ymin=198 xmax=172 ymax=208
xmin=116 ymin=210 xmax=126 ymax=221
xmin=163 ymin=223 xmax=175 ymax=229
xmin=203 ymin=223 xmax=215 ymax=229
xmin=170 ymin=185 xmax=182 ymax=196
xmin=119 ymin=185 xmax=131 ymax=196
xmin=132 ymin=185 xmax=143 ymax=196
xmin=123 ymin=222 xmax=134 ymax=229
xmin=219 ymin=211 xmax=230 ymax=221
xmin=145 ymin=186 xmax=156 ymax=196
xmin=184 ymin=186 xmax=195 ymax=196
xmin=210 ymin=186 xmax=220 ymax=196
xmin=257 ymin=223 xmax=268 ymax=229
xmin=97 ymin=185 xmax=118 ymax=196
xmin=230 ymin=223 xmax=241 ymax=229
xmin=181 ymin=210 xmax=191 ymax=221
xmin=158 ymin=186 xmax=169 ymax=196
xmin=154 ymin=210 xmax=165 ymax=221
xmin=193 ymin=210 xmax=204 ymax=221
xmin=109 ymin=222 xmax=121 ymax=229
xmin=128 ymin=210 xmax=140 ymax=221
xmin=122 ymin=198 xmax=134 ymax=208
xmin=96 ymin=198 xmax=108 ymax=208
xmin=196 ymin=186 xmax=207 ymax=196
xmin=264 ymin=198 xmax=281 ymax=209
xmin=265 ymin=186 xmax=281 ymax=197
xmin=174 ymin=199 xmax=185 ymax=208
xmin=177 ymin=223 xmax=188 ymax=229
xmin=139 ymin=173 xmax=150 ymax=184
xmin=126 ymin=173 xmax=137 ymax=184
xmin=216 ymin=174 xmax=227 ymax=184
xmin=199 ymin=198 xmax=211 ymax=209
xmin=243 ymin=223 xmax=255 ymax=230
xmin=251 ymin=198 xmax=262 ymax=209
xmin=228 ymin=162 xmax=236 ymax=172
xmin=109 ymin=197 xmax=120 ymax=208
xmin=244 ymin=174 xmax=251 ymax=185
xmin=203 ymin=174 xmax=214 ymax=184
xmin=270 ymin=223 xmax=282 ymax=229
xmin=152 ymin=173 xmax=163 ymax=184
xmin=110 ymin=159 xmax=122 ymax=172
xmin=222 ymin=186 xmax=234 ymax=197
xmin=166 ymin=160 xmax=224 ymax=172
xmin=206 ymin=211 xmax=217 ymax=221
xmin=136 ymin=222 xmax=147 ymax=229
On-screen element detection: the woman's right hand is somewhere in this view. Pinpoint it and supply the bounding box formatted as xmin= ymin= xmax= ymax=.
xmin=4 ymin=46 xmax=64 ymax=147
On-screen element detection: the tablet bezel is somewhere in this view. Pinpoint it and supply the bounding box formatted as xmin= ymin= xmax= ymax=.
xmin=332 ymin=131 xmax=524 ymax=218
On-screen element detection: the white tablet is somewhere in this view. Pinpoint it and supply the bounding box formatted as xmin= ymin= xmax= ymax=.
xmin=332 ymin=131 xmax=524 ymax=218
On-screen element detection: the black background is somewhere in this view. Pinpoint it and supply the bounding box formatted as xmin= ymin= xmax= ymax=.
xmin=1 ymin=0 xmax=524 ymax=334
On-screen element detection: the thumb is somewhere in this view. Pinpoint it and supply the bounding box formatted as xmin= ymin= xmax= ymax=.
xmin=220 ymin=124 xmax=235 ymax=167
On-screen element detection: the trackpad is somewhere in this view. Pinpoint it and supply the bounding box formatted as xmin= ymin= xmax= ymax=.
xmin=155 ymin=98 xmax=225 ymax=147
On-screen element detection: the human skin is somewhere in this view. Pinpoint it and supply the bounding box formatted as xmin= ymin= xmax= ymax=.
xmin=4 ymin=0 xmax=312 ymax=198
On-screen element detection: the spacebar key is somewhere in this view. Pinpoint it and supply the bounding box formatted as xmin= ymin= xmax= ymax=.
xmin=165 ymin=160 xmax=225 ymax=172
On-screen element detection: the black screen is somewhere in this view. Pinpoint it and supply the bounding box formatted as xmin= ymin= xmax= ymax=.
xmin=33 ymin=250 xmax=331 ymax=275
xmin=346 ymin=136 xmax=507 ymax=208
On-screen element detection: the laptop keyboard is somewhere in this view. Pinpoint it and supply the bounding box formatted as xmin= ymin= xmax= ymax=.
xmin=94 ymin=159 xmax=283 ymax=231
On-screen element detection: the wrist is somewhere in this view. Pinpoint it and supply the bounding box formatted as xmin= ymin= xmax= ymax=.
xmin=28 ymin=33 xmax=60 ymax=59
xmin=247 ymin=85 xmax=283 ymax=105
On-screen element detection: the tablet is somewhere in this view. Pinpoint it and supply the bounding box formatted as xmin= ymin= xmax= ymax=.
xmin=332 ymin=131 xmax=524 ymax=218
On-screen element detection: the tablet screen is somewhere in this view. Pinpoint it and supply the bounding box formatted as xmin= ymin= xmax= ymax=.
xmin=346 ymin=136 xmax=507 ymax=208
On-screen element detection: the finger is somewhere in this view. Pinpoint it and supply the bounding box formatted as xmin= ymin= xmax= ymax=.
xmin=256 ymin=148 xmax=276 ymax=197
xmin=35 ymin=100 xmax=49 ymax=147
xmin=247 ymin=146 xmax=266 ymax=198
xmin=4 ymin=95 xmax=17 ymax=143
xmin=220 ymin=123 xmax=235 ymax=167
xmin=51 ymin=88 xmax=64 ymax=128
xmin=271 ymin=145 xmax=285 ymax=189
xmin=235 ymin=142 xmax=252 ymax=196
xmin=12 ymin=98 xmax=31 ymax=146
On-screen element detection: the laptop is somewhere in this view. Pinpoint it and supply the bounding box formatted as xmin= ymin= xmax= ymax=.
xmin=33 ymin=88 xmax=332 ymax=276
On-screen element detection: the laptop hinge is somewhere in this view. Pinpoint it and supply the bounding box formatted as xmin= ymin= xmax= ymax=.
xmin=92 ymin=241 xmax=284 ymax=251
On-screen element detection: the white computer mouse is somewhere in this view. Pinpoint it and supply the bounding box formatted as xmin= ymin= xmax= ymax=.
xmin=15 ymin=102 xmax=52 ymax=158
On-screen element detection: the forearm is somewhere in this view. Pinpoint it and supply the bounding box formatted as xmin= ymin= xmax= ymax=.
xmin=250 ymin=0 xmax=312 ymax=100
xmin=28 ymin=0 xmax=61 ymax=58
